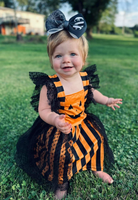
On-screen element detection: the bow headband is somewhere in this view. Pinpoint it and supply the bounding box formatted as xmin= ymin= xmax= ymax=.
xmin=46 ymin=10 xmax=87 ymax=39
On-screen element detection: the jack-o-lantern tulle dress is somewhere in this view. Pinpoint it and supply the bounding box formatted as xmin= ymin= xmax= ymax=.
xmin=15 ymin=65 xmax=114 ymax=188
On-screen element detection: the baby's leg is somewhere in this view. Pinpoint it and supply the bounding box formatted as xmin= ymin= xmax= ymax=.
xmin=92 ymin=171 xmax=113 ymax=184
xmin=55 ymin=189 xmax=67 ymax=200
xmin=55 ymin=182 xmax=68 ymax=200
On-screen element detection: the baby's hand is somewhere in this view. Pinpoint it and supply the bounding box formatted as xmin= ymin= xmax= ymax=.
xmin=54 ymin=115 xmax=72 ymax=134
xmin=106 ymin=98 xmax=122 ymax=110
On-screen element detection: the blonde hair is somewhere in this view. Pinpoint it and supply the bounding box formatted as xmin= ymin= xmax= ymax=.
xmin=47 ymin=30 xmax=88 ymax=67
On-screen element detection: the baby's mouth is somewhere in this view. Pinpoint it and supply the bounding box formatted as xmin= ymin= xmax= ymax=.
xmin=62 ymin=66 xmax=73 ymax=69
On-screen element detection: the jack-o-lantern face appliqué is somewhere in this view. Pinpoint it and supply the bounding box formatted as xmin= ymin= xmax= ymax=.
xmin=68 ymin=101 xmax=83 ymax=119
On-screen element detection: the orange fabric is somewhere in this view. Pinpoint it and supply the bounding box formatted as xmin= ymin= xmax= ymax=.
xmin=58 ymin=90 xmax=87 ymax=127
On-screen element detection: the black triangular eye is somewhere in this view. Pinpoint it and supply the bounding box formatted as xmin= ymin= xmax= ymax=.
xmin=79 ymin=101 xmax=82 ymax=107
xmin=68 ymin=105 xmax=73 ymax=110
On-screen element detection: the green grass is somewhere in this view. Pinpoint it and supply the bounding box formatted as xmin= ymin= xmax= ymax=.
xmin=0 ymin=34 xmax=138 ymax=200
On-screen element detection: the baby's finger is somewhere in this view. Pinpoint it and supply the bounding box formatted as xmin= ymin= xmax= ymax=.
xmin=64 ymin=124 xmax=72 ymax=133
xmin=58 ymin=121 xmax=68 ymax=127
xmin=111 ymin=106 xmax=115 ymax=111
xmin=59 ymin=122 xmax=71 ymax=129
xmin=116 ymin=98 xmax=122 ymax=101
xmin=116 ymin=99 xmax=122 ymax=103
xmin=115 ymin=104 xmax=120 ymax=108
xmin=112 ymin=104 xmax=120 ymax=110
xmin=62 ymin=127 xmax=71 ymax=134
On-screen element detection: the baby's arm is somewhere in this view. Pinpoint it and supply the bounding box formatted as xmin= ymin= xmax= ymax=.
xmin=92 ymin=89 xmax=122 ymax=110
xmin=38 ymin=85 xmax=72 ymax=134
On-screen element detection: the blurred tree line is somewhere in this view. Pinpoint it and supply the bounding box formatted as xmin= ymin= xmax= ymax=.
xmin=0 ymin=0 xmax=136 ymax=38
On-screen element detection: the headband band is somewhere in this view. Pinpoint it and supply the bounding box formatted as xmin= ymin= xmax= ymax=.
xmin=46 ymin=10 xmax=87 ymax=39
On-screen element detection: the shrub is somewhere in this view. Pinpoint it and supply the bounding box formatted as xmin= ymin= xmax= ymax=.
xmin=133 ymin=25 xmax=138 ymax=37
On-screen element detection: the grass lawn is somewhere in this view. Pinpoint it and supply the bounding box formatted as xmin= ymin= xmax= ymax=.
xmin=0 ymin=34 xmax=138 ymax=200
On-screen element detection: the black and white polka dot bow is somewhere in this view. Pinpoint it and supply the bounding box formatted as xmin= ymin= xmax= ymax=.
xmin=46 ymin=10 xmax=87 ymax=39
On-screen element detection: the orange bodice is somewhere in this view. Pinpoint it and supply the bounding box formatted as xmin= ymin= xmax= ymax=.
xmin=49 ymin=72 xmax=89 ymax=127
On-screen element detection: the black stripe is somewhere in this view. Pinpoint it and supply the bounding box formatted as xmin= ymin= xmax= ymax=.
xmin=65 ymin=142 xmax=70 ymax=150
xmin=81 ymin=127 xmax=94 ymax=149
xmin=84 ymin=85 xmax=88 ymax=91
xmin=58 ymin=97 xmax=65 ymax=102
xmin=53 ymin=132 xmax=64 ymax=182
xmin=81 ymin=156 xmax=86 ymax=168
xmin=81 ymin=75 xmax=88 ymax=81
xmin=59 ymin=106 xmax=65 ymax=110
xmin=86 ymin=148 xmax=95 ymax=170
xmin=41 ymin=127 xmax=56 ymax=176
xmin=96 ymin=146 xmax=101 ymax=171
xmin=48 ymin=127 xmax=56 ymax=152
xmin=50 ymin=77 xmax=60 ymax=82
xmin=73 ymin=161 xmax=77 ymax=174
xmin=76 ymin=139 xmax=87 ymax=156
xmin=50 ymin=76 xmax=65 ymax=97
xmin=71 ymin=146 xmax=79 ymax=161
xmin=90 ymin=148 xmax=94 ymax=158
xmin=72 ymin=126 xmax=77 ymax=142
xmin=86 ymin=159 xmax=91 ymax=170
xmin=56 ymin=86 xmax=64 ymax=93
xmin=43 ymin=153 xmax=51 ymax=179
xmin=63 ymin=149 xmax=70 ymax=182
xmin=86 ymin=121 xmax=101 ymax=143
xmin=84 ymin=93 xmax=87 ymax=99
xmin=34 ymin=125 xmax=51 ymax=162
xmin=65 ymin=135 xmax=72 ymax=151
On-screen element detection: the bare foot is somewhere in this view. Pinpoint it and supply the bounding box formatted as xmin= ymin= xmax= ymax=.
xmin=93 ymin=171 xmax=114 ymax=184
xmin=55 ymin=188 xmax=67 ymax=200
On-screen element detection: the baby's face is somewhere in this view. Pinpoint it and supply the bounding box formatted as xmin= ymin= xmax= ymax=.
xmin=51 ymin=39 xmax=84 ymax=78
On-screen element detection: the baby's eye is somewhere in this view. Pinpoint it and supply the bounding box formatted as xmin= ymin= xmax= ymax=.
xmin=55 ymin=55 xmax=61 ymax=58
xmin=71 ymin=53 xmax=76 ymax=56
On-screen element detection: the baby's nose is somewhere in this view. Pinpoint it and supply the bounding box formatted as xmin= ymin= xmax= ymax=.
xmin=63 ymin=55 xmax=70 ymax=63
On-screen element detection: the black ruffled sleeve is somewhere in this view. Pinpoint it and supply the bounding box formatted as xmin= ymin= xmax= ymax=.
xmin=83 ymin=64 xmax=100 ymax=109
xmin=29 ymin=72 xmax=60 ymax=113
xmin=83 ymin=64 xmax=100 ymax=89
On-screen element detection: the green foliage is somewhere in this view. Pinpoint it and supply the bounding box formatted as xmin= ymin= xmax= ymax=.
xmin=113 ymin=26 xmax=122 ymax=35
xmin=0 ymin=1 xmax=4 ymax=6
xmin=61 ymin=0 xmax=111 ymax=28
xmin=98 ymin=22 xmax=112 ymax=34
xmin=124 ymin=27 xmax=133 ymax=34
xmin=0 ymin=0 xmax=14 ymax=8
xmin=16 ymin=0 xmax=36 ymax=13
xmin=15 ymin=0 xmax=60 ymax=15
xmin=98 ymin=0 xmax=117 ymax=34
xmin=133 ymin=25 xmax=138 ymax=38
xmin=36 ymin=0 xmax=60 ymax=15
xmin=0 ymin=34 xmax=138 ymax=199
xmin=134 ymin=30 xmax=138 ymax=38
